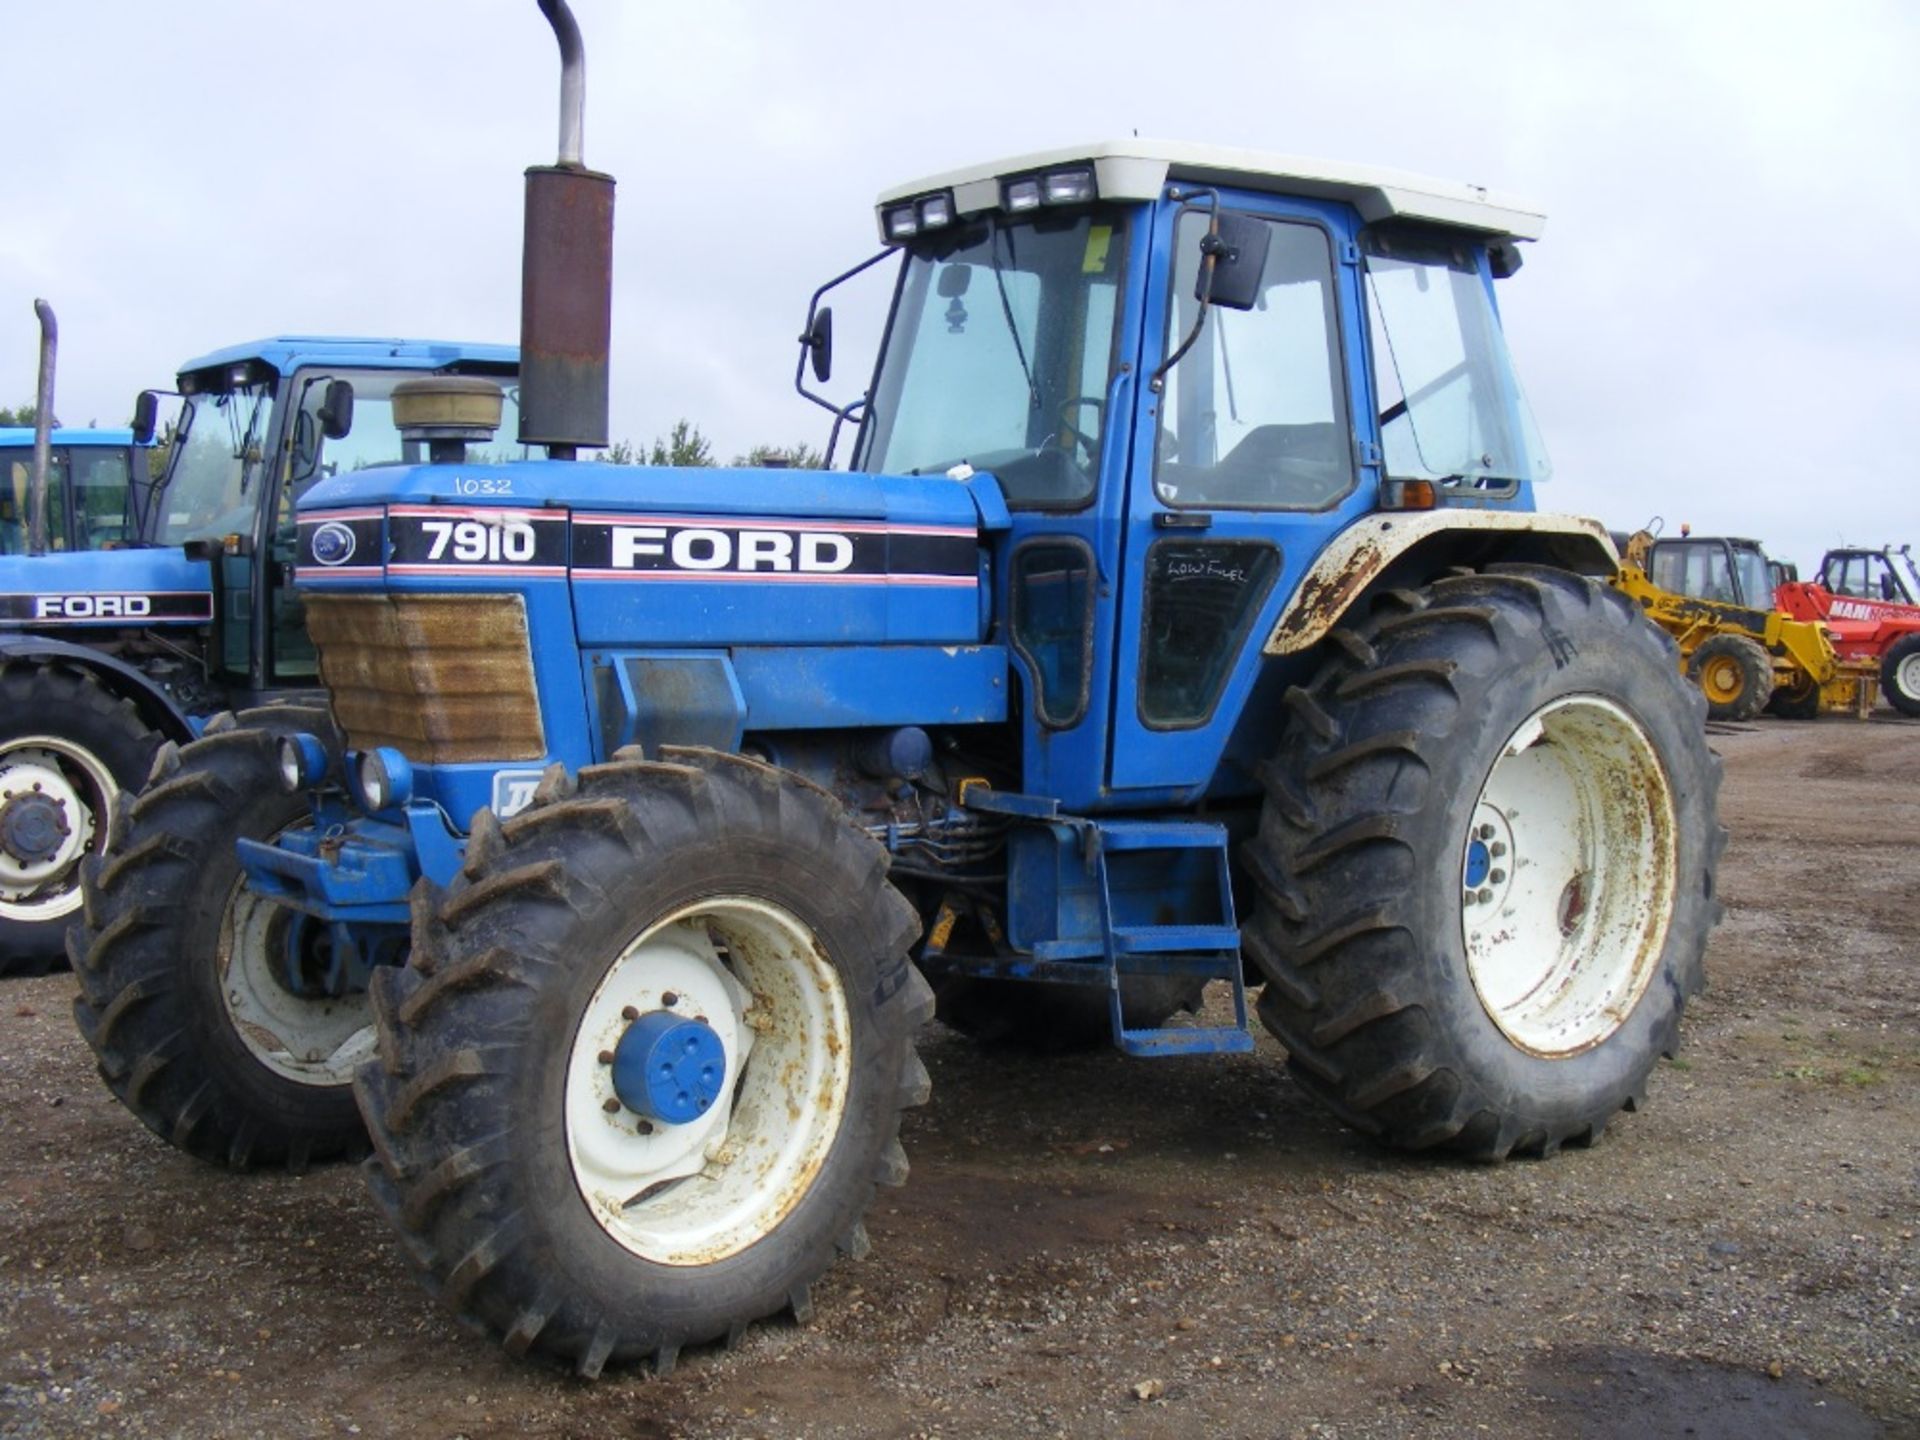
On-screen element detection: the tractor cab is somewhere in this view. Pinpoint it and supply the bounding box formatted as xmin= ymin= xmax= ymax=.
xmin=139 ymin=338 xmax=523 ymax=692
xmin=1646 ymin=535 xmax=1776 ymax=614
xmin=1818 ymin=545 xmax=1920 ymax=607
xmin=805 ymin=142 xmax=1569 ymax=809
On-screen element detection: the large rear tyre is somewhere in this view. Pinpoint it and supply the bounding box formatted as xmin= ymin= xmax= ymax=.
xmin=0 ymin=662 xmax=162 ymax=974
xmin=928 ymin=972 xmax=1203 ymax=1052
xmin=355 ymin=748 xmax=934 ymax=1377
xmin=1243 ymin=568 xmax=1724 ymax=1160
xmin=1687 ymin=633 xmax=1771 ymax=721
xmin=71 ymin=708 xmax=372 ymax=1170
xmin=1880 ymin=633 xmax=1920 ymax=717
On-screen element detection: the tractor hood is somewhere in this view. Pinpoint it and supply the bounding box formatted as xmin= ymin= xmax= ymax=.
xmin=294 ymin=460 xmax=1007 ymax=648
xmin=0 ymin=546 xmax=213 ymax=629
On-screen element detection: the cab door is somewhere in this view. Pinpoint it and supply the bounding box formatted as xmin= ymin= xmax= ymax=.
xmin=1104 ymin=191 xmax=1379 ymax=796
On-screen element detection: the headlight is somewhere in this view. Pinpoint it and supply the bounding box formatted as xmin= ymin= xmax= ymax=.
xmin=354 ymin=747 xmax=413 ymax=812
xmin=1041 ymin=167 xmax=1096 ymax=205
xmin=277 ymin=733 xmax=330 ymax=793
xmin=917 ymin=193 xmax=953 ymax=229
xmin=883 ymin=204 xmax=919 ymax=240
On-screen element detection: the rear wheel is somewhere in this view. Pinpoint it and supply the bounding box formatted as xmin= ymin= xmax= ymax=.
xmin=71 ymin=708 xmax=371 ymax=1170
xmin=1880 ymin=634 xmax=1920 ymax=717
xmin=356 ymin=748 xmax=933 ymax=1376
xmin=0 ymin=663 xmax=161 ymax=975
xmin=1765 ymin=673 xmax=1822 ymax=720
xmin=1687 ymin=634 xmax=1771 ymax=721
xmin=1243 ymin=568 xmax=1723 ymax=1159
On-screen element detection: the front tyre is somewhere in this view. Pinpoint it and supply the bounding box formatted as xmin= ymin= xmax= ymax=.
xmin=1687 ymin=633 xmax=1771 ymax=721
xmin=0 ymin=662 xmax=161 ymax=974
xmin=356 ymin=748 xmax=933 ymax=1377
xmin=1243 ymin=567 xmax=1723 ymax=1159
xmin=1879 ymin=633 xmax=1920 ymax=717
xmin=71 ymin=708 xmax=371 ymax=1170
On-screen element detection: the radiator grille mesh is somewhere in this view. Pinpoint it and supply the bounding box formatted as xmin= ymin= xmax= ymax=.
xmin=303 ymin=593 xmax=545 ymax=763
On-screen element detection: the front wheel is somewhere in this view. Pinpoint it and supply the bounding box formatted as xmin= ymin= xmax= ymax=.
xmin=71 ymin=708 xmax=372 ymax=1170
xmin=0 ymin=662 xmax=161 ymax=974
xmin=1687 ymin=633 xmax=1771 ymax=721
xmin=1880 ymin=633 xmax=1920 ymax=717
xmin=356 ymin=748 xmax=933 ymax=1376
xmin=1243 ymin=567 xmax=1724 ymax=1159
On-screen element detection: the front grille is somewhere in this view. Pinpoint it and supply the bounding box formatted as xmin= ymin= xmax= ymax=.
xmin=304 ymin=593 xmax=545 ymax=763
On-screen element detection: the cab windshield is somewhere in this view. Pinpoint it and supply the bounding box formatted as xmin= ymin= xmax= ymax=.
xmin=157 ymin=384 xmax=273 ymax=544
xmin=1732 ymin=546 xmax=1775 ymax=610
xmin=858 ymin=209 xmax=1125 ymax=507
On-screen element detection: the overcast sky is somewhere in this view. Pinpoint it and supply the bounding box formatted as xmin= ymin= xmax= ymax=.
xmin=3 ymin=1 xmax=1915 ymax=574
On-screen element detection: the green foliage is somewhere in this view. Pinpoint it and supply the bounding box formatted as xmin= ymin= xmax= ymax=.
xmin=732 ymin=442 xmax=826 ymax=470
xmin=0 ymin=402 xmax=46 ymax=427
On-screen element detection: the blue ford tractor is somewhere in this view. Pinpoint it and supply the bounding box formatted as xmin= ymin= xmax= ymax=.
xmin=0 ymin=337 xmax=517 ymax=969
xmin=75 ymin=0 xmax=1722 ymax=1378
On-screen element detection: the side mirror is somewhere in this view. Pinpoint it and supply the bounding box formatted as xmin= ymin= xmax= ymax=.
xmin=318 ymin=379 xmax=354 ymax=440
xmin=131 ymin=391 xmax=159 ymax=446
xmin=1197 ymin=212 xmax=1272 ymax=312
xmin=802 ymin=307 xmax=833 ymax=385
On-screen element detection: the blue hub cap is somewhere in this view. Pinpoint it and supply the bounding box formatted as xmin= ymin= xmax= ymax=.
xmin=612 ymin=1010 xmax=728 ymax=1125
xmin=1464 ymin=837 xmax=1492 ymax=890
xmin=0 ymin=792 xmax=68 ymax=863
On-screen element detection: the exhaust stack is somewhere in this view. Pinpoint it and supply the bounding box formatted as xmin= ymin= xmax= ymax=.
xmin=28 ymin=299 xmax=56 ymax=556
xmin=517 ymin=0 xmax=615 ymax=461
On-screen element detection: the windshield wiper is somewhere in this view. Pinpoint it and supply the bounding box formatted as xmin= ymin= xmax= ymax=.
xmin=988 ymin=219 xmax=1041 ymax=414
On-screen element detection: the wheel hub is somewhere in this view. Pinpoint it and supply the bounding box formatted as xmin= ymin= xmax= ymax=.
xmin=0 ymin=788 xmax=70 ymax=864
xmin=1461 ymin=805 xmax=1514 ymax=910
xmin=611 ymin=1010 xmax=728 ymax=1124
xmin=0 ymin=746 xmax=100 ymax=908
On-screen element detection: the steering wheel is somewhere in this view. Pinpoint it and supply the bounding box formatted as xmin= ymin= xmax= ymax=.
xmin=1046 ymin=396 xmax=1105 ymax=470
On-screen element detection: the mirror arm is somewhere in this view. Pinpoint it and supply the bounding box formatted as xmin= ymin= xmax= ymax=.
xmin=795 ymin=248 xmax=893 ymax=423
xmin=1147 ymin=188 xmax=1223 ymax=395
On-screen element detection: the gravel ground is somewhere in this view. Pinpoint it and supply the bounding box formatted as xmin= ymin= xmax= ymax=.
xmin=1 ymin=717 xmax=1916 ymax=1439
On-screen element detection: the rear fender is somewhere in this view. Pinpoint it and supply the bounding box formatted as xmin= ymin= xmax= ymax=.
xmin=0 ymin=635 xmax=194 ymax=742
xmin=1264 ymin=511 xmax=1619 ymax=655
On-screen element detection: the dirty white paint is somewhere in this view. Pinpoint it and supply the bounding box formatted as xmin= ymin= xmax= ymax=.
xmin=564 ymin=898 xmax=851 ymax=1266
xmin=1461 ymin=694 xmax=1676 ymax=1057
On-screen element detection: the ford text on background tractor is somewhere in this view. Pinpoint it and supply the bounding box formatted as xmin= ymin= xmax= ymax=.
xmin=0 ymin=336 xmax=518 ymax=969
xmin=75 ymin=0 xmax=1722 ymax=1378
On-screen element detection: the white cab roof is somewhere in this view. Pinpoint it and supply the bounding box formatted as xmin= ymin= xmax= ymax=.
xmin=878 ymin=140 xmax=1545 ymax=240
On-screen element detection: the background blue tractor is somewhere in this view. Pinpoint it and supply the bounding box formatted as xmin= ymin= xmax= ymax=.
xmin=75 ymin=0 xmax=1722 ymax=1378
xmin=0 ymin=337 xmax=518 ymax=969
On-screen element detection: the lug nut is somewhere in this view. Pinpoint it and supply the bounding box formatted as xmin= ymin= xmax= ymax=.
xmin=597 ymin=1049 xmax=614 ymax=1065
xmin=621 ymin=1005 xmax=640 ymax=1021
xmin=1477 ymin=823 xmax=1496 ymax=840
xmin=1476 ymin=887 xmax=1494 ymax=905
xmin=602 ymin=1097 xmax=621 ymax=1114
xmin=662 ymin=991 xmax=679 ymax=1006
xmin=637 ymin=1120 xmax=655 ymax=1136
xmin=1490 ymin=842 xmax=1506 ymax=857
xmin=1489 ymin=869 xmax=1506 ymax=884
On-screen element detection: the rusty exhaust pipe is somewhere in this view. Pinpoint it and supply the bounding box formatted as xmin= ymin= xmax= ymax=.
xmin=28 ymin=299 xmax=56 ymax=556
xmin=517 ymin=0 xmax=614 ymax=460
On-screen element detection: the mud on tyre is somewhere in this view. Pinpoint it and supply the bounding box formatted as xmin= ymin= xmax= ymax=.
xmin=355 ymin=747 xmax=934 ymax=1377
xmin=1243 ymin=566 xmax=1724 ymax=1160
xmin=72 ymin=706 xmax=372 ymax=1170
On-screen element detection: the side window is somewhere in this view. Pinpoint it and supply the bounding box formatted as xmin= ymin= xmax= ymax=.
xmin=1010 ymin=541 xmax=1095 ymax=727
xmin=1140 ymin=540 xmax=1280 ymax=727
xmin=1155 ymin=213 xmax=1353 ymax=511
xmin=71 ymin=449 xmax=132 ymax=549
xmin=0 ymin=451 xmax=69 ymax=552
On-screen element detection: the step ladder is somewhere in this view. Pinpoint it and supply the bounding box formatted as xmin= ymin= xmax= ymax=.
xmin=1091 ymin=820 xmax=1252 ymax=1057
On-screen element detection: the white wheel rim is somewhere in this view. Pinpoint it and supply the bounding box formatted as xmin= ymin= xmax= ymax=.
xmin=0 ymin=736 xmax=115 ymax=923
xmin=565 ymin=896 xmax=851 ymax=1266
xmin=1898 ymin=652 xmax=1920 ymax=700
xmin=219 ymin=879 xmax=376 ymax=1087
xmin=1461 ymin=695 xmax=1677 ymax=1057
